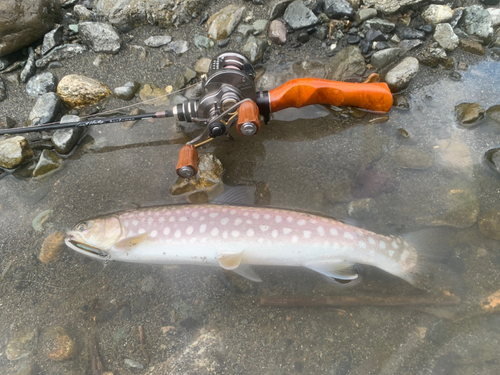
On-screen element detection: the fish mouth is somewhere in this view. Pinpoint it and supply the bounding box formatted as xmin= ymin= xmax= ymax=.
xmin=64 ymin=237 xmax=110 ymax=259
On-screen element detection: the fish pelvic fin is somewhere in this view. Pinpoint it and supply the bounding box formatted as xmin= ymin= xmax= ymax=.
xmin=232 ymin=264 xmax=263 ymax=282
xmin=305 ymin=260 xmax=359 ymax=281
xmin=114 ymin=232 xmax=149 ymax=252
xmin=217 ymin=251 xmax=262 ymax=282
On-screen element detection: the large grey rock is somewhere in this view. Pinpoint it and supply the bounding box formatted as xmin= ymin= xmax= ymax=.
xmin=28 ymin=92 xmax=62 ymax=126
xmin=20 ymin=47 xmax=36 ymax=84
xmin=324 ymin=0 xmax=354 ymax=19
xmin=0 ymin=136 xmax=34 ymax=169
xmin=361 ymin=18 xmax=395 ymax=34
xmin=164 ymin=40 xmax=189 ymax=55
xmin=385 ymin=57 xmax=419 ymax=92
xmin=284 ymin=0 xmax=318 ymax=29
xmin=0 ymin=0 xmax=62 ymax=57
xmin=434 ymin=23 xmax=459 ymax=51
xmin=79 ymin=22 xmax=121 ymax=54
xmin=355 ymin=8 xmax=377 ymax=23
xmin=208 ymin=4 xmax=245 ymax=40
xmin=269 ymin=0 xmax=293 ymax=20
xmin=370 ymin=48 xmax=403 ymax=70
xmin=35 ymin=44 xmax=87 ymax=68
xmin=26 ymin=72 xmax=57 ymax=97
xmin=42 ymin=26 xmax=63 ymax=55
xmin=363 ymin=0 xmax=424 ymax=15
xmin=144 ymin=35 xmax=172 ymax=47
xmin=93 ymin=0 xmax=206 ymax=30
xmin=52 ymin=115 xmax=84 ymax=154
xmin=242 ymin=36 xmax=268 ymax=64
xmin=460 ymin=5 xmax=493 ymax=43
xmin=421 ymin=4 xmax=453 ymax=25
xmin=74 ymin=4 xmax=94 ymax=21
xmin=326 ymin=45 xmax=365 ymax=81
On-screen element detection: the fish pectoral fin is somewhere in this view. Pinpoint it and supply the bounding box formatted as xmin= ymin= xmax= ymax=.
xmin=232 ymin=265 xmax=263 ymax=282
xmin=305 ymin=260 xmax=359 ymax=280
xmin=114 ymin=232 xmax=149 ymax=252
xmin=217 ymin=251 xmax=244 ymax=270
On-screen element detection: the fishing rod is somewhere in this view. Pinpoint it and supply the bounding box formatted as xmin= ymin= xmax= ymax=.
xmin=0 ymin=52 xmax=394 ymax=178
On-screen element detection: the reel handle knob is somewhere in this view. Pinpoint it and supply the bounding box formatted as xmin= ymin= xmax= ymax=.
xmin=236 ymin=101 xmax=261 ymax=136
xmin=176 ymin=145 xmax=198 ymax=178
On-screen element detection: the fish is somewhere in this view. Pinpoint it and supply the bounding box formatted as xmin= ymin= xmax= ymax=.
xmin=65 ymin=197 xmax=425 ymax=285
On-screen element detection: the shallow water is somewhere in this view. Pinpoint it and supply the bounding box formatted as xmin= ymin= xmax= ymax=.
xmin=1 ymin=60 xmax=500 ymax=374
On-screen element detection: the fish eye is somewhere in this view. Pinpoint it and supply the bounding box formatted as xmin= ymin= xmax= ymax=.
xmin=76 ymin=222 xmax=88 ymax=232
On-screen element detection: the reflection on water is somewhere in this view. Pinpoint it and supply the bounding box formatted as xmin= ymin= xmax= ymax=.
xmin=1 ymin=61 xmax=500 ymax=374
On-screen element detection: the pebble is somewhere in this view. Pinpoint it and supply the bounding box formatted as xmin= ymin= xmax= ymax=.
xmin=370 ymin=48 xmax=403 ymax=69
xmin=459 ymin=39 xmax=485 ymax=55
xmin=393 ymin=146 xmax=433 ymax=169
xmin=28 ymin=92 xmax=62 ymax=126
xmin=74 ymin=4 xmax=94 ymax=21
xmin=455 ymin=103 xmax=485 ymax=126
xmin=417 ymin=47 xmax=449 ymax=68
xmin=365 ymin=29 xmax=387 ymax=42
xmin=42 ymin=26 xmax=63 ymax=55
xmin=194 ymin=58 xmax=211 ymax=74
xmin=385 ymin=56 xmax=419 ymax=92
xmin=26 ymin=72 xmax=57 ymax=97
xmin=39 ymin=231 xmax=66 ymax=263
xmin=347 ymin=198 xmax=378 ymax=219
xmin=324 ymin=0 xmax=354 ymax=19
xmin=139 ymin=84 xmax=169 ymax=106
xmin=194 ymin=34 xmax=213 ymax=50
xmin=218 ymin=38 xmax=230 ymax=48
xmin=395 ymin=26 xmax=426 ymax=40
xmin=5 ymin=329 xmax=37 ymax=361
xmin=79 ymin=22 xmax=121 ymax=54
xmin=36 ymin=44 xmax=87 ymax=68
xmin=52 ymin=115 xmax=85 ymax=154
xmin=124 ymin=359 xmax=144 ymax=369
xmin=40 ymin=326 xmax=75 ymax=361
xmin=253 ymin=19 xmax=269 ymax=34
xmin=399 ymin=39 xmax=424 ymax=52
xmin=20 ymin=47 xmax=36 ymax=83
xmin=208 ymin=4 xmax=246 ymax=40
xmin=347 ymin=35 xmax=361 ymax=44
xmin=298 ymin=31 xmax=310 ymax=43
xmin=0 ymin=115 xmax=16 ymax=129
xmin=487 ymin=105 xmax=500 ymax=124
xmin=32 ymin=150 xmax=65 ymax=179
xmin=485 ymin=147 xmax=500 ymax=175
xmin=422 ymin=4 xmax=454 ymax=25
xmin=434 ymin=23 xmax=459 ymax=51
xmin=269 ymin=0 xmax=293 ymax=20
xmin=478 ymin=210 xmax=500 ymax=240
xmin=361 ymin=18 xmax=395 ymax=34
xmin=0 ymin=136 xmax=34 ymax=169
xmin=113 ymin=81 xmax=141 ymax=101
xmin=165 ymin=40 xmax=189 ymax=55
xmin=418 ymin=24 xmax=433 ymax=34
xmin=144 ymin=35 xmax=172 ymax=47
xmin=355 ymin=8 xmax=377 ymax=23
xmin=57 ymin=74 xmax=111 ymax=108
xmin=242 ymin=35 xmax=268 ymax=63
xmin=268 ymin=19 xmax=287 ymax=45
xmin=284 ymin=0 xmax=318 ymax=29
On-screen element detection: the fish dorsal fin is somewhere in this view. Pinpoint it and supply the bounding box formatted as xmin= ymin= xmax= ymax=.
xmin=232 ymin=264 xmax=263 ymax=282
xmin=115 ymin=232 xmax=149 ymax=252
xmin=305 ymin=260 xmax=359 ymax=280
xmin=211 ymin=185 xmax=254 ymax=206
xmin=217 ymin=251 xmax=244 ymax=270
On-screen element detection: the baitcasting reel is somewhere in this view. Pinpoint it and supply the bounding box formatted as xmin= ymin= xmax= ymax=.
xmin=0 ymin=52 xmax=394 ymax=178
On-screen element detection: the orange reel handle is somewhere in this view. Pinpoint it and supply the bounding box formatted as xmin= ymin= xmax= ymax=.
xmin=236 ymin=101 xmax=262 ymax=136
xmin=176 ymin=145 xmax=198 ymax=178
xmin=268 ymin=78 xmax=393 ymax=113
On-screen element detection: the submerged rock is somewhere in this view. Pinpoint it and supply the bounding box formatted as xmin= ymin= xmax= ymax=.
xmin=326 ymin=45 xmax=365 ymax=81
xmin=52 ymin=115 xmax=85 ymax=154
xmin=40 ymin=326 xmax=75 ymax=361
xmin=28 ymin=92 xmax=62 ymax=126
xmin=79 ymin=22 xmax=121 ymax=54
xmin=26 ymin=72 xmax=57 ymax=97
xmin=39 ymin=231 xmax=66 ymax=263
xmin=208 ymin=4 xmax=245 ymax=40
xmin=347 ymin=198 xmax=378 ymax=219
xmin=32 ymin=150 xmax=65 ymax=179
xmin=385 ymin=57 xmax=419 ymax=92
xmin=455 ymin=103 xmax=485 ymax=126
xmin=459 ymin=39 xmax=485 ymax=55
xmin=393 ymin=146 xmax=432 ymax=169
xmin=284 ymin=0 xmax=318 ymax=29
xmin=478 ymin=210 xmax=500 ymax=240
xmin=485 ymin=147 xmax=500 ymax=175
xmin=486 ymin=104 xmax=500 ymax=124
xmin=5 ymin=329 xmax=38 ymax=361
xmin=0 ymin=136 xmax=34 ymax=169
xmin=57 ymin=74 xmax=111 ymax=108
xmin=35 ymin=44 xmax=87 ymax=68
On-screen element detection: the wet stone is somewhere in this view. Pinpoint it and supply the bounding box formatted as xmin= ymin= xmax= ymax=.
xmin=253 ymin=19 xmax=269 ymax=34
xmin=365 ymin=29 xmax=387 ymax=42
xmin=40 ymin=326 xmax=75 ymax=361
xmin=478 ymin=210 xmax=500 ymax=240
xmin=326 ymin=45 xmax=365 ymax=81
xmin=144 ymin=35 xmax=172 ymax=48
xmin=28 ymin=92 xmax=62 ymax=126
xmin=395 ymin=26 xmax=426 ymax=40
xmin=347 ymin=35 xmax=360 ymax=44
xmin=39 ymin=231 xmax=65 ymax=263
xmin=370 ymin=48 xmax=402 ymax=69
xmin=312 ymin=25 xmax=328 ymax=40
xmin=422 ymin=4 xmax=454 ymax=25
xmin=355 ymin=8 xmax=377 ymax=23
xmin=0 ymin=136 xmax=34 ymax=169
xmin=194 ymin=58 xmax=211 ymax=74
xmin=57 ymin=74 xmax=111 ymax=108
xmin=347 ymin=198 xmax=378 ymax=219
xmin=208 ymin=4 xmax=246 ymax=40
xmin=393 ymin=146 xmax=432 ymax=169
xmin=399 ymin=39 xmax=423 ymax=52
xmin=0 ymin=76 xmax=6 ymax=101
xmin=6 ymin=329 xmax=38 ymax=361
xmin=417 ymin=47 xmax=449 ymax=68
xmin=487 ymin=105 xmax=500 ymax=125
xmin=426 ymin=320 xmax=447 ymax=345
xmin=361 ymin=18 xmax=395 ymax=34
xmin=26 ymin=72 xmax=57 ymax=97
xmin=460 ymin=5 xmax=493 ymax=43
xmin=42 ymin=26 xmax=63 ymax=55
xmin=488 ymin=8 xmax=500 ymax=28
xmin=284 ymin=0 xmax=318 ymax=29
xmin=139 ymin=84 xmax=169 ymax=106
xmin=269 ymin=0 xmax=293 ymax=20
xmin=324 ymin=0 xmax=354 ymax=19
xmin=385 ymin=57 xmax=419 ymax=92
xmin=74 ymin=4 xmax=93 ymax=21
xmin=298 ymin=31 xmax=310 ymax=43
xmin=418 ymin=24 xmax=433 ymax=34
xmin=218 ymin=38 xmax=230 ymax=48
xmin=36 ymin=44 xmax=87 ymax=68
xmin=32 ymin=150 xmax=65 ymax=179
xmin=455 ymin=103 xmax=485 ymax=126
xmin=20 ymin=47 xmax=36 ymax=84
xmin=242 ymin=36 xmax=267 ymax=63
xmin=459 ymin=39 xmax=485 ymax=55
xmin=79 ymin=22 xmax=121 ymax=54
xmin=52 ymin=115 xmax=85 ymax=154
xmin=113 ymin=81 xmax=140 ymax=101
xmin=434 ymin=23 xmax=459 ymax=51
xmin=0 ymin=115 xmax=16 ymax=129
xmin=164 ymin=40 xmax=189 ymax=55
xmin=268 ymin=20 xmax=287 ymax=45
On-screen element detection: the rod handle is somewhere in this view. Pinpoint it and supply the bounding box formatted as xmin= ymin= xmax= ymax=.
xmin=236 ymin=101 xmax=261 ymax=136
xmin=268 ymin=78 xmax=393 ymax=113
xmin=176 ymin=145 xmax=198 ymax=178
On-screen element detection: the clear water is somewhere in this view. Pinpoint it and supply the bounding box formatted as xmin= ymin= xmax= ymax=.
xmin=1 ymin=61 xmax=500 ymax=374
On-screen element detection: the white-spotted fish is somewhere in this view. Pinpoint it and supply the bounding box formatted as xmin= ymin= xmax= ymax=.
xmin=65 ymin=200 xmax=424 ymax=285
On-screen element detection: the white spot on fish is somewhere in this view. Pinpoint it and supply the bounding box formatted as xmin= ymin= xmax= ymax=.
xmin=317 ymin=226 xmax=325 ymax=236
xmin=369 ymin=249 xmax=375 ymax=255
xmin=132 ymin=220 xmax=139 ymax=226
xmin=220 ymin=217 xmax=229 ymax=225
xmin=209 ymin=213 xmax=219 ymax=218
xmin=333 ymin=242 xmax=340 ymax=249
xmin=179 ymin=216 xmax=188 ymax=222
xmin=380 ymin=241 xmax=386 ymax=249
xmin=234 ymin=218 xmax=242 ymax=226
xmin=258 ymin=238 xmax=264 ymax=244
xmin=169 ymin=216 xmax=175 ymax=222
xmin=186 ymin=226 xmax=194 ymax=235
xmin=199 ymin=224 xmax=207 ymax=233
xmin=403 ymin=241 xmax=409 ymax=246
xmin=246 ymin=229 xmax=254 ymax=237
xmin=303 ymin=230 xmax=311 ymax=238
xmin=358 ymin=241 xmax=367 ymax=248
xmin=230 ymin=209 xmax=237 ymax=215
xmin=275 ymin=216 xmax=282 ymax=223
xmin=192 ymin=211 xmax=199 ymax=218
xmin=174 ymin=230 xmax=181 ymax=238
xmin=151 ymin=230 xmax=158 ymax=238
xmin=344 ymin=232 xmax=354 ymax=239
xmin=287 ymin=216 xmax=293 ymax=223
xmin=139 ymin=212 xmax=144 ymax=216
xmin=283 ymin=228 xmax=292 ymax=235
xmin=159 ymin=217 xmax=165 ymax=223
xmin=199 ymin=216 xmax=205 ymax=221
xmin=368 ymin=237 xmax=376 ymax=245
xmin=297 ymin=219 xmax=306 ymax=226
xmin=189 ymin=237 xmax=197 ymax=243
xmin=272 ymin=230 xmax=278 ymax=238
xmin=243 ymin=212 xmax=249 ymax=217
xmin=246 ymin=219 xmax=252 ymax=224
xmin=231 ymin=230 xmax=240 ymax=237
xmin=401 ymin=250 xmax=410 ymax=262
xmin=203 ymin=209 xmax=208 ymax=213
xmin=330 ymin=228 xmax=338 ymax=236
xmin=252 ymin=213 xmax=260 ymax=220
xmin=264 ymin=214 xmax=271 ymax=220
xmin=388 ymin=250 xmax=394 ymax=257
xmin=138 ymin=228 xmax=146 ymax=234
xmin=222 ymin=208 xmax=228 ymax=213
xmin=356 ymin=229 xmax=363 ymax=236
xmin=211 ymin=228 xmax=219 ymax=236
xmin=148 ymin=217 xmax=154 ymax=223
xmin=292 ymin=235 xmax=298 ymax=243
xmin=223 ymin=231 xmax=228 ymax=239
xmin=310 ymin=219 xmax=317 ymax=224
xmin=260 ymin=225 xmax=269 ymax=232
xmin=163 ymin=227 xmax=170 ymax=235
xmin=123 ymin=220 xmax=129 ymax=227
xmin=392 ymin=241 xmax=399 ymax=249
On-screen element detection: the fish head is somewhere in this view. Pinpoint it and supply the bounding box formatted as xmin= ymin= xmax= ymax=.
xmin=65 ymin=216 xmax=123 ymax=260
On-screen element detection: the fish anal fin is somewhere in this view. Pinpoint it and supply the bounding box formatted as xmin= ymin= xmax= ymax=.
xmin=305 ymin=260 xmax=359 ymax=280
xmin=115 ymin=232 xmax=149 ymax=252
xmin=217 ymin=251 xmax=244 ymax=270
xmin=232 ymin=264 xmax=262 ymax=282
